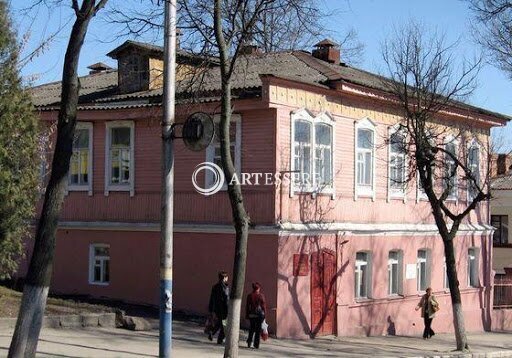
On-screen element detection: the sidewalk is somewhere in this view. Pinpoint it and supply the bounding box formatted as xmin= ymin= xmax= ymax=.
xmin=0 ymin=320 xmax=511 ymax=357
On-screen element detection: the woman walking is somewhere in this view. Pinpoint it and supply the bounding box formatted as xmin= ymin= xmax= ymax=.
xmin=246 ymin=282 xmax=266 ymax=349
xmin=415 ymin=287 xmax=439 ymax=339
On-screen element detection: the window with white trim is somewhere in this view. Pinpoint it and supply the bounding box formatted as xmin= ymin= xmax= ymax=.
xmin=355 ymin=119 xmax=376 ymax=198
xmin=293 ymin=120 xmax=312 ymax=188
xmin=467 ymin=144 xmax=480 ymax=202
xmin=417 ymin=249 xmax=430 ymax=292
xmin=492 ymin=215 xmax=509 ymax=245
xmin=69 ymin=123 xmax=93 ymax=193
xmin=291 ymin=110 xmax=334 ymax=193
xmin=105 ymin=122 xmax=134 ymax=196
xmin=444 ymin=141 xmax=458 ymax=200
xmin=89 ymin=244 xmax=110 ymax=285
xmin=205 ymin=115 xmax=241 ymax=190
xmin=443 ymin=259 xmax=449 ymax=290
xmin=388 ymin=250 xmax=403 ymax=295
xmin=314 ymin=123 xmax=333 ymax=187
xmin=355 ymin=251 xmax=371 ymax=299
xmin=468 ymin=248 xmax=479 ymax=287
xmin=389 ymin=131 xmax=406 ymax=197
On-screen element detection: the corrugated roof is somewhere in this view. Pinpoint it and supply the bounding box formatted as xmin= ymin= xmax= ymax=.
xmin=28 ymin=46 xmax=512 ymax=121
xmin=492 ymin=174 xmax=512 ymax=190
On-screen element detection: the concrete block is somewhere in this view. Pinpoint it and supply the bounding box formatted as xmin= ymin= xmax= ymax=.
xmin=98 ymin=313 xmax=116 ymax=327
xmin=81 ymin=314 xmax=99 ymax=327
xmin=60 ymin=315 xmax=82 ymax=328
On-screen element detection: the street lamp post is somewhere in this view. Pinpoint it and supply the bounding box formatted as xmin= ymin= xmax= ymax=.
xmin=160 ymin=0 xmax=176 ymax=357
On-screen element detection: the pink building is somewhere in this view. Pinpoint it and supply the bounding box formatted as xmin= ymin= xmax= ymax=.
xmin=26 ymin=40 xmax=510 ymax=338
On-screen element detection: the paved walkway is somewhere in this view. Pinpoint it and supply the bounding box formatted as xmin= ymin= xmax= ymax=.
xmin=0 ymin=320 xmax=511 ymax=357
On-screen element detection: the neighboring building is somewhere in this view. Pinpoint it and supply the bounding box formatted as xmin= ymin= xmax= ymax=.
xmin=491 ymin=154 xmax=512 ymax=276
xmin=25 ymin=39 xmax=509 ymax=338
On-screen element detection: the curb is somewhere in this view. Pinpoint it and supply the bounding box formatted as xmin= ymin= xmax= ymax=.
xmin=408 ymin=351 xmax=512 ymax=358
xmin=0 ymin=313 xmax=116 ymax=330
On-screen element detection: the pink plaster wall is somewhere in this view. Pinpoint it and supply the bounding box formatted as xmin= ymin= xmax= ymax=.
xmin=491 ymin=309 xmax=512 ymax=331
xmin=42 ymin=229 xmax=279 ymax=329
xmin=276 ymin=232 xmax=492 ymax=338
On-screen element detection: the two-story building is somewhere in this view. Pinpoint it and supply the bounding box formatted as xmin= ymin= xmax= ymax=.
xmin=26 ymin=40 xmax=509 ymax=338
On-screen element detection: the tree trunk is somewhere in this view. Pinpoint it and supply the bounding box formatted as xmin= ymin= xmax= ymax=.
xmin=8 ymin=2 xmax=102 ymax=357
xmin=213 ymin=2 xmax=251 ymax=357
xmin=443 ymin=237 xmax=469 ymax=351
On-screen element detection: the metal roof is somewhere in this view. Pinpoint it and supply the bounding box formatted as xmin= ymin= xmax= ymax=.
xmin=28 ymin=45 xmax=512 ymax=122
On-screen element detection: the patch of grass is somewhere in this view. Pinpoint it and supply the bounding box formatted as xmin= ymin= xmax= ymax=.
xmin=0 ymin=286 xmax=115 ymax=318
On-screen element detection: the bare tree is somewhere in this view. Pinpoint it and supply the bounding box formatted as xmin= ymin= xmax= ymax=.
xmin=382 ymin=22 xmax=488 ymax=352
xmin=467 ymin=0 xmax=512 ymax=79
xmin=9 ymin=1 xmax=109 ymax=357
xmin=175 ymin=0 xmax=340 ymax=356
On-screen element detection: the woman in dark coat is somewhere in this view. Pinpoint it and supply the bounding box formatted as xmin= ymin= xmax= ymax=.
xmin=415 ymin=287 xmax=439 ymax=339
xmin=245 ymin=282 xmax=266 ymax=349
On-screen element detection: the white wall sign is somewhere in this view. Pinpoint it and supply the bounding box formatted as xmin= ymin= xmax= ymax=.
xmin=406 ymin=264 xmax=417 ymax=279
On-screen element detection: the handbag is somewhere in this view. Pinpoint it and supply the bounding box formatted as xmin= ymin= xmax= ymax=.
xmin=433 ymin=304 xmax=440 ymax=312
xmin=260 ymin=319 xmax=269 ymax=341
xmin=255 ymin=304 xmax=265 ymax=319
xmin=204 ymin=314 xmax=217 ymax=334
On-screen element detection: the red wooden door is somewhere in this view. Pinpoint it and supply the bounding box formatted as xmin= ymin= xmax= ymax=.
xmin=311 ymin=250 xmax=336 ymax=336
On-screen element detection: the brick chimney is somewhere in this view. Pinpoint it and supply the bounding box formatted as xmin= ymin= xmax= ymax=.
xmin=240 ymin=44 xmax=261 ymax=55
xmin=312 ymin=39 xmax=340 ymax=64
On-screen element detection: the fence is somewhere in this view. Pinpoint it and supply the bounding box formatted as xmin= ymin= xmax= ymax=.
xmin=494 ymin=274 xmax=512 ymax=309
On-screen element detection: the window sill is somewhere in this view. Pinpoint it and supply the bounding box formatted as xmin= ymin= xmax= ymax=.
xmin=89 ymin=281 xmax=109 ymax=286
xmin=292 ymin=188 xmax=335 ymax=198
xmin=354 ymin=297 xmax=372 ymax=303
xmin=104 ymin=185 xmax=134 ymax=197
xmin=389 ymin=194 xmax=406 ymax=201
xmin=68 ymin=186 xmax=93 ymax=196
xmin=387 ymin=294 xmax=405 ymax=300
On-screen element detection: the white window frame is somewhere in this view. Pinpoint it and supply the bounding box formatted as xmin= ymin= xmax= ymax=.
xmin=205 ymin=114 xmax=242 ymax=191
xmin=467 ymin=247 xmax=480 ymax=288
xmin=354 ymin=117 xmax=376 ymax=201
xmin=387 ymin=125 xmax=407 ymax=202
xmin=467 ymin=140 xmax=481 ymax=203
xmin=416 ymin=131 xmax=435 ymax=202
xmin=444 ymin=136 xmax=459 ymax=202
xmin=443 ymin=259 xmax=449 ymax=290
xmin=290 ymin=108 xmax=335 ymax=198
xmin=416 ymin=249 xmax=431 ymax=292
xmin=89 ymin=244 xmax=110 ymax=286
xmin=104 ymin=121 xmax=135 ymax=197
xmin=68 ymin=122 xmax=93 ymax=196
xmin=388 ymin=250 xmax=403 ymax=295
xmin=355 ymin=251 xmax=372 ymax=299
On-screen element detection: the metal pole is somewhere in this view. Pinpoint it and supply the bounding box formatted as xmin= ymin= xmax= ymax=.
xmin=160 ymin=0 xmax=176 ymax=356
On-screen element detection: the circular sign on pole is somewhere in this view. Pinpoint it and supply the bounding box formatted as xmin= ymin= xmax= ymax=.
xmin=182 ymin=112 xmax=215 ymax=151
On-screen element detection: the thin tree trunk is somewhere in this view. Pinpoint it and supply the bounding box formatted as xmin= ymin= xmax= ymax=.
xmin=430 ymin=199 xmax=469 ymax=351
xmin=8 ymin=2 xmax=105 ymax=357
xmin=443 ymin=237 xmax=469 ymax=351
xmin=213 ymin=1 xmax=251 ymax=357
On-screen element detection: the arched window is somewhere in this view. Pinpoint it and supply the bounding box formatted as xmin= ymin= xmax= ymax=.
xmin=291 ymin=109 xmax=334 ymax=194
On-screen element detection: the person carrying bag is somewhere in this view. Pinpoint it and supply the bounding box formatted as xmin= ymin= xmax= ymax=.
xmin=245 ymin=282 xmax=266 ymax=349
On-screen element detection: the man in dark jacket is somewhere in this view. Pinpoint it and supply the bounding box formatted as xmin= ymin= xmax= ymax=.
xmin=208 ymin=271 xmax=229 ymax=344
